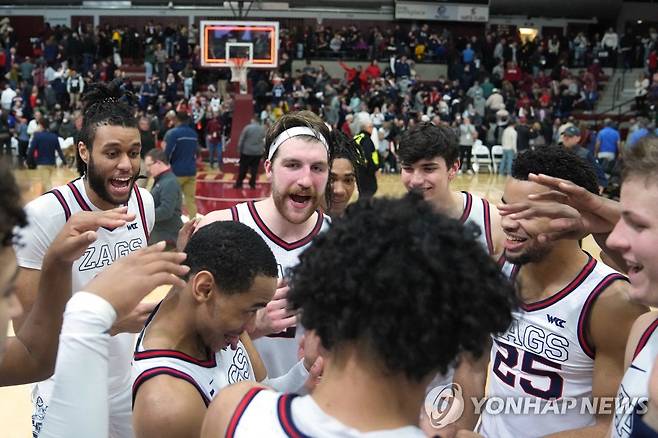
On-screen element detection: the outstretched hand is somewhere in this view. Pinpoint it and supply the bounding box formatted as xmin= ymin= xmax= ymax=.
xmin=45 ymin=207 xmax=136 ymax=265
xmin=84 ymin=241 xmax=189 ymax=322
xmin=498 ymin=173 xmax=621 ymax=243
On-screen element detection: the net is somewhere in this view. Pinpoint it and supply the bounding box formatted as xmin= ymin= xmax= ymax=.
xmin=229 ymin=57 xmax=249 ymax=95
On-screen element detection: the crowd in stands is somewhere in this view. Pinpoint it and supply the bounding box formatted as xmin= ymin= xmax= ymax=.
xmin=2 ymin=17 xmax=658 ymax=188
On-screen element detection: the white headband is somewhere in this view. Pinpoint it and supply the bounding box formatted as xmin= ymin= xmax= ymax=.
xmin=267 ymin=126 xmax=329 ymax=161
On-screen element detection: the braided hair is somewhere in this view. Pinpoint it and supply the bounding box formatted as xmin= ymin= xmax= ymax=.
xmin=76 ymin=80 xmax=138 ymax=176
xmin=328 ymin=130 xmax=362 ymax=209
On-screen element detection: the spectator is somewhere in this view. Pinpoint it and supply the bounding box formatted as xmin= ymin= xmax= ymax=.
xmin=164 ymin=111 xmax=199 ymax=218
xmin=66 ymin=69 xmax=85 ymax=110
xmin=626 ymin=117 xmax=650 ymax=151
xmin=595 ymin=118 xmax=620 ymax=173
xmin=601 ymin=27 xmax=619 ymax=68
xmin=499 ymin=118 xmax=517 ymax=176
xmin=235 ymin=115 xmax=266 ymax=189
xmin=1 ymin=83 xmax=16 ymax=111
xmin=353 ymin=117 xmax=379 ymax=198
xmin=561 ymin=125 xmax=607 ymax=191
xmin=458 ymin=115 xmax=477 ymax=174
xmin=144 ymin=148 xmax=183 ymax=247
xmin=205 ymin=108 xmax=223 ymax=171
xmin=27 ymin=118 xmax=65 ymax=190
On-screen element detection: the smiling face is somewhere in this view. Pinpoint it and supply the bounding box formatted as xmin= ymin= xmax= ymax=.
xmin=196 ymin=274 xmax=276 ymax=352
xmin=607 ymin=177 xmax=658 ymax=304
xmin=501 ymin=178 xmax=555 ymax=265
xmin=79 ymin=125 xmax=142 ymax=208
xmin=329 ymin=158 xmax=356 ymax=217
xmin=266 ymin=137 xmax=329 ymax=225
xmin=400 ymin=156 xmax=458 ymax=205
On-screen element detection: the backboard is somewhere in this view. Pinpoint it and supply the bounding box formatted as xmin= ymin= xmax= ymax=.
xmin=200 ymin=20 xmax=279 ymax=69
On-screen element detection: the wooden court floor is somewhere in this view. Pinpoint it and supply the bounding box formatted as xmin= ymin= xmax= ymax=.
xmin=0 ymin=166 xmax=587 ymax=436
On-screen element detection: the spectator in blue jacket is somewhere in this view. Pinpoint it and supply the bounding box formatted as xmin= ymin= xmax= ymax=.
xmin=27 ymin=118 xmax=65 ymax=191
xmin=164 ymin=111 xmax=198 ymax=218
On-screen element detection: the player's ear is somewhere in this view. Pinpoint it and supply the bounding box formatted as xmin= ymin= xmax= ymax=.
xmin=447 ymin=160 xmax=460 ymax=181
xmin=78 ymin=141 xmax=90 ymax=164
xmin=191 ymin=271 xmax=215 ymax=303
xmin=264 ymin=159 xmax=273 ymax=179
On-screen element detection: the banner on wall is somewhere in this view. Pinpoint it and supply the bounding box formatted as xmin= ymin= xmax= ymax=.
xmin=395 ymin=1 xmax=490 ymax=22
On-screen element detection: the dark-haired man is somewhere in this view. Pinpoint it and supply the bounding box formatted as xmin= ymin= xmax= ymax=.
xmin=399 ymin=122 xmax=505 ymax=259
xmin=467 ymin=147 xmax=647 ymax=437
xmin=14 ymin=81 xmax=155 ymax=438
xmin=132 ymin=220 xmax=317 ymax=438
xmin=165 ymin=111 xmax=199 ymax=218
xmin=145 ymin=148 xmax=183 ymax=246
xmin=200 ymin=193 xmax=516 ymax=437
xmin=198 ymin=111 xmax=331 ymax=379
xmin=327 ymin=130 xmax=359 ymax=219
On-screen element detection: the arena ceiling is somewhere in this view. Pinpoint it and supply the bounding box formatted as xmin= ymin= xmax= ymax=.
xmin=0 ymin=0 xmax=622 ymax=20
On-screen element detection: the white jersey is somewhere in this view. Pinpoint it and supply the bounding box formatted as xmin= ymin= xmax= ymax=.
xmin=460 ymin=191 xmax=495 ymax=256
xmin=226 ymin=388 xmax=426 ymax=438
xmin=425 ymin=192 xmax=495 ymax=394
xmin=479 ymin=253 xmax=627 ymax=438
xmin=230 ymin=201 xmax=330 ymax=377
xmin=131 ymin=303 xmax=255 ymax=406
xmin=15 ymin=177 xmax=154 ymax=437
xmin=612 ymin=317 xmax=658 ymax=438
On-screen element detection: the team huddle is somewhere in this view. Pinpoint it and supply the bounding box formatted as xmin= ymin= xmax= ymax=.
xmin=0 ymin=80 xmax=657 ymax=438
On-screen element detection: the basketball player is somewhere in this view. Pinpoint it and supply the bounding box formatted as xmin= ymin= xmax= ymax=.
xmin=132 ymin=221 xmax=319 ymax=438
xmin=399 ymin=121 xmax=506 ymax=430
xmin=398 ymin=122 xmax=505 ymax=259
xmin=197 ymin=111 xmax=332 ymax=378
xmin=494 ymin=138 xmax=658 ymax=437
xmin=14 ymin=80 xmax=155 ymax=438
xmin=199 ymin=193 xmax=517 ymax=437
xmin=326 ymin=130 xmax=359 ymax=219
xmin=0 ymin=160 xmax=190 ymax=437
xmin=469 ymin=147 xmax=647 ymax=437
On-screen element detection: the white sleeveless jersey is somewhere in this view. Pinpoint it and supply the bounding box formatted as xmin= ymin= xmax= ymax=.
xmin=479 ymin=254 xmax=627 ymax=438
xmin=612 ymin=317 xmax=658 ymax=438
xmin=230 ymin=201 xmax=331 ymax=378
xmin=459 ymin=191 xmax=495 ymax=256
xmin=131 ymin=303 xmax=255 ymax=407
xmin=226 ymin=388 xmax=427 ymax=437
xmin=15 ymin=177 xmax=154 ymax=398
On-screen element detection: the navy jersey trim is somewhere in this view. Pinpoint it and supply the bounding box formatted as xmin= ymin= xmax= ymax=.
xmin=459 ymin=191 xmax=473 ymax=224
xmin=247 ymin=201 xmax=324 ymax=251
xmin=521 ymin=254 xmax=597 ymax=312
xmin=482 ymin=197 xmax=494 ymax=256
xmin=132 ymin=366 xmax=210 ymax=408
xmin=134 ymin=349 xmax=217 ymax=368
xmin=277 ymin=393 xmax=311 ymax=438
xmin=230 ymin=205 xmax=239 ymax=222
xmin=577 ymin=273 xmax=629 ymax=359
xmin=633 ymin=317 xmax=658 ymax=361
xmin=134 ymin=301 xmax=216 ymax=367
xmin=226 ymin=387 xmax=266 ymax=438
xmin=67 ymin=180 xmax=92 ymax=211
xmin=47 ymin=189 xmax=71 ymax=221
xmin=133 ymin=185 xmax=150 ymax=242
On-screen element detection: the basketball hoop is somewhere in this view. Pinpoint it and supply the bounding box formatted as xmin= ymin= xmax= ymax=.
xmin=229 ymin=57 xmax=249 ymax=95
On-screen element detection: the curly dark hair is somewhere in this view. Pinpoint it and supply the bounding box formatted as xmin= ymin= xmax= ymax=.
xmin=264 ymin=110 xmax=333 ymax=162
xmin=76 ymin=80 xmax=138 ymax=176
xmin=512 ymin=146 xmax=599 ymax=194
xmin=0 ymin=159 xmax=27 ymax=247
xmin=184 ymin=221 xmax=278 ymax=294
xmin=288 ymin=193 xmax=517 ymax=382
xmin=397 ymin=122 xmax=459 ymax=167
